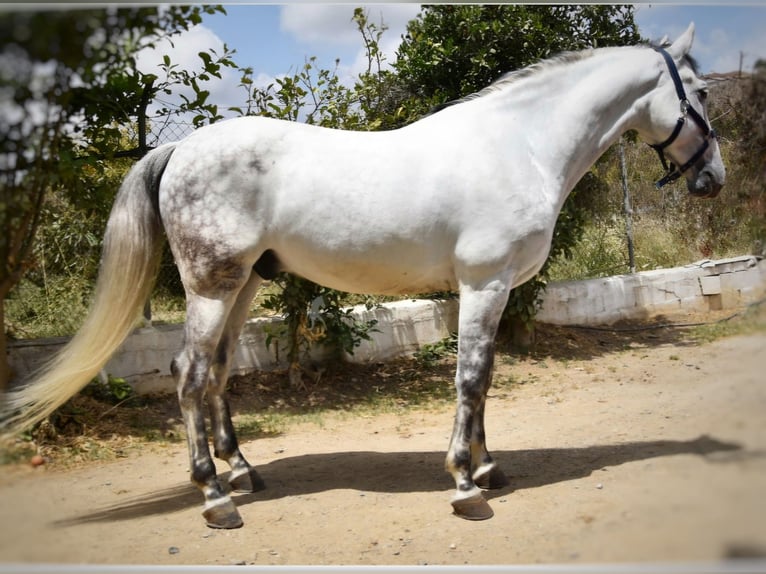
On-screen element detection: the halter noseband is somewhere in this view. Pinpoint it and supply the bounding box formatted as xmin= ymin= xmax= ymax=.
xmin=650 ymin=47 xmax=717 ymax=189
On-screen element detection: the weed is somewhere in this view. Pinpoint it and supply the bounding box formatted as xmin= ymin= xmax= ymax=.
xmin=493 ymin=374 xmax=518 ymax=389
xmin=234 ymin=414 xmax=286 ymax=440
xmin=83 ymin=374 xmax=134 ymax=403
xmin=414 ymin=332 xmax=458 ymax=366
xmin=0 ymin=437 xmax=37 ymax=465
xmin=260 ymin=274 xmax=380 ymax=383
xmin=687 ymin=301 xmax=766 ymax=343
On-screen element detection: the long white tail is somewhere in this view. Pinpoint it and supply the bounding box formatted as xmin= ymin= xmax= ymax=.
xmin=2 ymin=144 xmax=176 ymax=433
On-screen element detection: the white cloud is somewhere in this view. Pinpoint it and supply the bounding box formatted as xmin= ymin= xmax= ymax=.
xmin=279 ymin=4 xmax=420 ymax=89
xmin=742 ymin=30 xmax=766 ymax=73
xmin=253 ymin=71 xmax=280 ymax=90
xmin=131 ymin=5 xmax=422 ymax=132
xmin=280 ymin=4 xmax=420 ymax=72
xmin=280 ymin=5 xmax=361 ymax=47
xmin=365 ymin=5 xmax=422 ymax=64
xmin=692 ymin=27 xmax=728 ymax=73
xmin=693 ymin=25 xmax=765 ymax=74
xmin=136 ymin=25 xmax=224 ymax=79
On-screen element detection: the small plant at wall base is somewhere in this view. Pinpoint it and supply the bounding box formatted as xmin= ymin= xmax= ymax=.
xmin=261 ymin=273 xmax=379 ymax=387
xmin=415 ymin=332 xmax=458 ymax=366
xmin=82 ymin=374 xmax=134 ymax=404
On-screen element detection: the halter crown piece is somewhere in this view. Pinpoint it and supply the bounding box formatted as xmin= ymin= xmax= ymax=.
xmin=650 ymin=47 xmax=717 ymax=189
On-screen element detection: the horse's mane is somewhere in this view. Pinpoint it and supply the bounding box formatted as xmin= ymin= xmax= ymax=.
xmin=426 ymin=50 xmax=595 ymax=116
xmin=427 ymin=42 xmax=700 ymax=116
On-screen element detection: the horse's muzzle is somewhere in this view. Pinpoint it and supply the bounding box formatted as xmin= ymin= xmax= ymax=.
xmin=688 ymin=169 xmax=724 ymax=199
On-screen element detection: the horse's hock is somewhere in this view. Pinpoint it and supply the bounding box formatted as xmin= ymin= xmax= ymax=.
xmin=8 ymin=255 xmax=765 ymax=395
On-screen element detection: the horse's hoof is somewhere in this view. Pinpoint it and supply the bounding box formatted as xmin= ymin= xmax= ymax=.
xmin=229 ymin=468 xmax=266 ymax=493
xmin=451 ymin=492 xmax=494 ymax=521
xmin=202 ymin=499 xmax=243 ymax=529
xmin=474 ymin=465 xmax=510 ymax=490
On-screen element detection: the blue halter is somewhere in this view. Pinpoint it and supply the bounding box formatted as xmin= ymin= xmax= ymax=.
xmin=651 ymin=47 xmax=717 ymax=189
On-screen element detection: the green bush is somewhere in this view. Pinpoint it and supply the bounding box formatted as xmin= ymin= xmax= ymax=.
xmin=547 ymin=222 xmax=628 ymax=281
xmin=5 ymin=276 xmax=92 ymax=339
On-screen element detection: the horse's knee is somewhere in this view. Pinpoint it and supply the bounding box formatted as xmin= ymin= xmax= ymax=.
xmin=454 ymin=380 xmax=486 ymax=413
xmin=174 ymin=351 xmax=211 ymax=406
xmin=455 ymin=343 xmax=495 ymax=391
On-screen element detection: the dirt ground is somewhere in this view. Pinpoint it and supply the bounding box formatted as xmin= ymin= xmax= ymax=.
xmin=0 ymin=310 xmax=765 ymax=567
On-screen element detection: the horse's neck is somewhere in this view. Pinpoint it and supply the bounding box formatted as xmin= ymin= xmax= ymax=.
xmin=495 ymin=47 xmax=658 ymax=204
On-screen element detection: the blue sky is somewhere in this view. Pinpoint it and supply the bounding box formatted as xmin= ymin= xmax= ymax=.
xmin=132 ymin=4 xmax=766 ymax=120
xmin=197 ymin=4 xmax=766 ymax=75
xmin=634 ymin=4 xmax=766 ymax=72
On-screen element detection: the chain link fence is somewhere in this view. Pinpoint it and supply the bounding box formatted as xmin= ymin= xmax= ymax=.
xmin=150 ymin=119 xmax=196 ymax=148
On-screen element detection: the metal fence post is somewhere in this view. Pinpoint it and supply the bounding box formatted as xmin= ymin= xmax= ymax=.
xmin=619 ymin=137 xmax=636 ymax=273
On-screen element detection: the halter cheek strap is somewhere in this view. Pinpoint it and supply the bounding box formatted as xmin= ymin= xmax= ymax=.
xmin=650 ymin=47 xmax=717 ymax=189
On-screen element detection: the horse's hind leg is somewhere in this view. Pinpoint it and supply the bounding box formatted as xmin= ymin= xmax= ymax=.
xmin=446 ymin=275 xmax=512 ymax=520
xmin=207 ymin=271 xmax=265 ymax=494
xmin=173 ymin=291 xmax=244 ymax=529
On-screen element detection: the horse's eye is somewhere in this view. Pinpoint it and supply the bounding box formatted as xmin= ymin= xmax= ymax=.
xmin=698 ymin=89 xmax=709 ymax=103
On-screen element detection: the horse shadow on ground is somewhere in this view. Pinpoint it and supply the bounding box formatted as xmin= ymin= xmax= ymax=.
xmin=54 ymin=434 xmax=744 ymax=527
xmin=510 ymin=315 xmax=711 ymax=363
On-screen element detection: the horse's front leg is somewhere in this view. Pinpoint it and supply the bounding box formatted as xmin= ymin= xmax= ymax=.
xmin=447 ymin=275 xmax=511 ymax=520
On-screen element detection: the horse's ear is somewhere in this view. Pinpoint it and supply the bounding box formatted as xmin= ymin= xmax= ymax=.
xmin=667 ymin=22 xmax=695 ymax=60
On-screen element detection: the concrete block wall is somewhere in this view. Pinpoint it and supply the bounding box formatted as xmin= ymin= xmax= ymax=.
xmin=536 ymin=255 xmax=765 ymax=325
xmin=7 ymin=255 xmax=764 ymax=394
xmin=341 ymin=298 xmax=459 ymax=363
xmin=7 ymin=299 xmax=460 ymax=395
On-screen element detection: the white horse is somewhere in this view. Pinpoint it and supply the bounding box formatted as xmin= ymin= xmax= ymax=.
xmin=4 ymin=24 xmax=724 ymax=527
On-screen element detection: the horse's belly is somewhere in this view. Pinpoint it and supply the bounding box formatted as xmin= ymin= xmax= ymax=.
xmin=277 ymin=249 xmax=457 ymax=296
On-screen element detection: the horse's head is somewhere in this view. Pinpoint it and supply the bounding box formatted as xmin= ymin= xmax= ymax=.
xmin=643 ymin=23 xmax=725 ymax=198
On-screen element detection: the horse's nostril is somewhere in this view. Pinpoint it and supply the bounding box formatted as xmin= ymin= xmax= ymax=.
xmin=688 ymin=174 xmax=722 ymax=198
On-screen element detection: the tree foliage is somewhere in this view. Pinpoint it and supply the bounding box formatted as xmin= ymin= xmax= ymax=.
xmin=395 ymin=5 xmax=640 ymax=115
xmin=676 ymin=64 xmax=766 ymax=257
xmin=740 ymin=60 xmax=766 ymax=177
xmin=233 ymin=8 xmax=404 ymax=131
xmin=0 ymin=6 xmax=231 ymax=388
